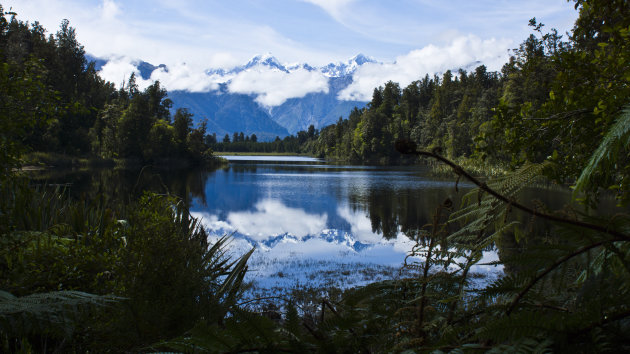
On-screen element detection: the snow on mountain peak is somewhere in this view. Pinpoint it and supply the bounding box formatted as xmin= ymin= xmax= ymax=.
xmin=350 ymin=53 xmax=375 ymax=66
xmin=320 ymin=53 xmax=377 ymax=77
xmin=243 ymin=53 xmax=288 ymax=73
xmin=204 ymin=53 xmax=376 ymax=78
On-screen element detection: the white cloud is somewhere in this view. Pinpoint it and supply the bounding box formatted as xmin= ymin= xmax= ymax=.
xmin=150 ymin=64 xmax=223 ymax=92
xmin=100 ymin=0 xmax=120 ymax=20
xmin=98 ymin=56 xmax=224 ymax=93
xmin=4 ymin=0 xmax=577 ymax=72
xmin=302 ymin=0 xmax=356 ymax=20
xmin=189 ymin=212 xmax=236 ymax=233
xmin=337 ymin=205 xmax=381 ymax=244
xmin=226 ymin=199 xmax=328 ymax=240
xmin=227 ymin=67 xmax=330 ymax=106
xmin=97 ymin=35 xmax=510 ymax=107
xmin=339 ymin=35 xmax=511 ymax=101
xmin=97 ymin=55 xmax=330 ymax=105
xmin=98 ymin=57 xmax=152 ymax=90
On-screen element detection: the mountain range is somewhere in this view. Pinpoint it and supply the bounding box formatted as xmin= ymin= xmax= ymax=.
xmin=90 ymin=54 xmax=375 ymax=140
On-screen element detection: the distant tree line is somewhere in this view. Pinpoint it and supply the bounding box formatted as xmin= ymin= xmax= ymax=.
xmin=209 ymin=125 xmax=318 ymax=153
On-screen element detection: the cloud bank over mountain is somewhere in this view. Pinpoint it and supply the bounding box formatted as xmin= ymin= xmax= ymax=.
xmin=228 ymin=67 xmax=329 ymax=107
xmin=5 ymin=0 xmax=577 ymax=75
xmin=338 ymin=35 xmax=511 ymax=101
xmin=99 ymin=58 xmax=223 ymax=92
xmin=96 ymin=36 xmax=510 ymax=108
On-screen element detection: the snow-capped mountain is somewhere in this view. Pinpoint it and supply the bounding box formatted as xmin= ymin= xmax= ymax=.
xmin=207 ymin=53 xmax=294 ymax=76
xmin=230 ymin=52 xmax=376 ymax=77
xmin=320 ymin=53 xmax=376 ymax=77
xmin=91 ymin=53 xmax=377 ymax=139
xmin=91 ymin=53 xmax=493 ymax=139
xmin=242 ymin=53 xmax=290 ymax=73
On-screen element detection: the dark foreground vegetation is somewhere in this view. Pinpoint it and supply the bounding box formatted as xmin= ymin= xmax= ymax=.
xmin=2 ymin=0 xmax=630 ymax=352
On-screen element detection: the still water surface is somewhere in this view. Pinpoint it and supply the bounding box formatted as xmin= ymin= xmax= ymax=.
xmin=34 ymin=156 xmax=578 ymax=294
xmin=199 ymin=155 xmax=499 ymax=293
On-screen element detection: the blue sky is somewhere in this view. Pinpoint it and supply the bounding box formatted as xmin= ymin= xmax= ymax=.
xmin=3 ymin=0 xmax=580 ymax=103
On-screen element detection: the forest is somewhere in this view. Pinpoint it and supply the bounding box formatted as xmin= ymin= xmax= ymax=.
xmin=0 ymin=12 xmax=214 ymax=169
xmin=1 ymin=0 xmax=630 ymax=352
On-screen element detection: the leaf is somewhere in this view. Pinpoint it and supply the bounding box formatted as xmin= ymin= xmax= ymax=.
xmin=573 ymin=103 xmax=630 ymax=198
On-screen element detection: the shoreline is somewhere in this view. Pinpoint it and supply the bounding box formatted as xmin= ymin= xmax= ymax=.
xmin=215 ymin=151 xmax=313 ymax=156
xmin=22 ymin=152 xmax=227 ymax=171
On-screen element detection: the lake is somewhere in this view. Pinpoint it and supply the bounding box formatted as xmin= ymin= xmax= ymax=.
xmin=31 ymin=155 xmax=579 ymax=298
xmin=195 ymin=155 xmax=504 ymax=297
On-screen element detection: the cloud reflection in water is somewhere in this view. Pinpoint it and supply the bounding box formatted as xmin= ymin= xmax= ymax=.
xmin=191 ymin=199 xmax=502 ymax=293
xmin=226 ymin=199 xmax=327 ymax=241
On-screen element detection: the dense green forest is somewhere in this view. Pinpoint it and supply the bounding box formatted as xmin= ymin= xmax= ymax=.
xmin=0 ymin=8 xmax=214 ymax=169
xmin=2 ymin=0 xmax=630 ymax=352
xmin=311 ymin=7 xmax=629 ymax=185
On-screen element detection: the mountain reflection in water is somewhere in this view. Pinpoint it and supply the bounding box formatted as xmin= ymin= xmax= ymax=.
xmin=35 ymin=156 xmax=563 ymax=292
xmin=191 ymin=156 xmax=502 ymax=292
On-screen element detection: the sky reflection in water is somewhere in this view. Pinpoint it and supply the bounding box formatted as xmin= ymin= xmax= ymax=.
xmin=190 ymin=156 xmax=502 ymax=292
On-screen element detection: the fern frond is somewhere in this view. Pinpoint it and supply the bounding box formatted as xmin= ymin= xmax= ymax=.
xmin=0 ymin=290 xmax=121 ymax=338
xmin=574 ymin=103 xmax=630 ymax=200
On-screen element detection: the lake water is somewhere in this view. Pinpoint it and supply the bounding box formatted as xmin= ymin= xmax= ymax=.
xmin=32 ymin=156 xmax=579 ymax=298
xmin=193 ymin=155 xmax=503 ymax=296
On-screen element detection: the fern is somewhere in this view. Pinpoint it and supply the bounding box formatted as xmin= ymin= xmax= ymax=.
xmin=449 ymin=162 xmax=550 ymax=255
xmin=574 ymin=103 xmax=630 ymax=205
xmin=0 ymin=290 xmax=120 ymax=338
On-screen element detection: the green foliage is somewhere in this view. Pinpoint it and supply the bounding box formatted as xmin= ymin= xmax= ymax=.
xmin=210 ymin=127 xmax=319 ymax=155
xmin=0 ymin=8 xmax=214 ymax=166
xmin=313 ymin=70 xmax=502 ymax=164
xmin=0 ymin=290 xmax=120 ymax=342
xmin=574 ymin=104 xmax=630 ymax=205
xmin=2 ymin=1 xmax=630 ymax=352
xmin=0 ymin=57 xmax=54 ymax=179
xmin=483 ymin=0 xmax=630 ymax=182
xmin=0 ymin=176 xmax=254 ymax=351
xmin=255 ymin=156 xmax=628 ymax=352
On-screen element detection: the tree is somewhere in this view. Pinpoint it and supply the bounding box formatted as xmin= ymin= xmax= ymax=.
xmin=188 ymin=121 xmax=209 ymax=160
xmin=0 ymin=58 xmax=53 ymax=178
xmin=145 ymin=81 xmax=172 ymax=122
xmin=205 ymin=133 xmax=217 ymax=145
xmin=173 ymin=108 xmax=193 ymax=153
xmin=144 ymin=120 xmax=175 ymax=160
xmin=89 ymin=103 xmax=122 ymax=158
xmin=117 ymin=95 xmax=152 ymax=158
xmin=223 ymin=134 xmax=231 ymax=143
xmin=480 ymin=1 xmax=630 ymax=182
